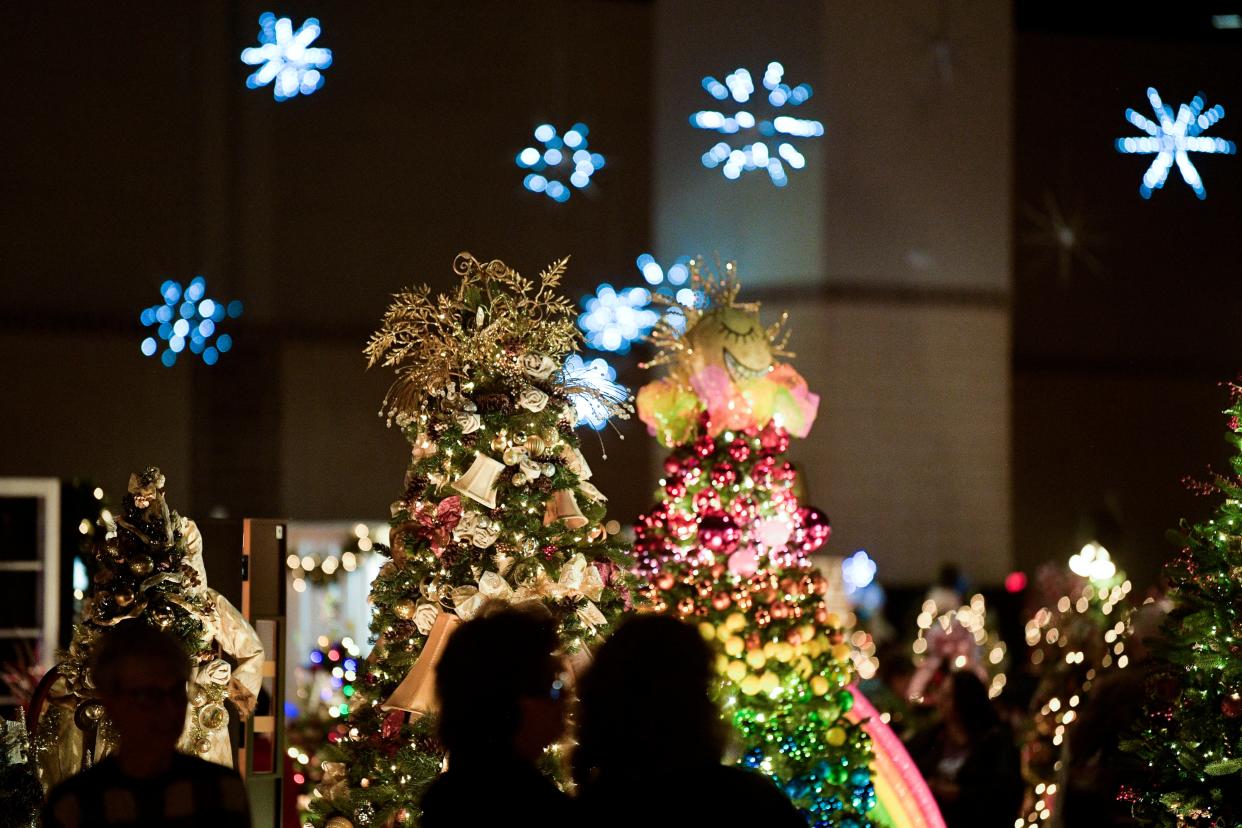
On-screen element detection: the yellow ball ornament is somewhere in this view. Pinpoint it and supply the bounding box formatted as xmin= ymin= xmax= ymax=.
xmin=745 ymin=650 xmax=767 ymax=670
xmin=715 ymin=653 xmax=730 ymax=674
xmin=810 ymin=675 xmax=830 ymax=696
xmin=774 ymin=642 xmax=794 ymax=662
xmin=726 ymin=612 xmax=747 ymax=631
xmin=740 ymin=674 xmax=762 ymax=695
xmin=726 ymin=660 xmax=748 ymax=682
xmin=698 ymin=622 xmax=717 ymax=641
xmin=759 ymin=672 xmax=780 ymax=694
xmin=826 ymin=726 xmax=847 ymax=747
xmin=724 ymin=636 xmax=745 ymax=657
xmin=831 ymin=643 xmax=853 ymax=661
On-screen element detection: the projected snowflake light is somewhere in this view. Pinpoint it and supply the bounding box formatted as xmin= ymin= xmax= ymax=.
xmin=634 ymin=253 xmax=698 ymax=333
xmin=516 ymin=123 xmax=605 ymax=202
xmin=563 ymin=354 xmax=628 ymax=431
xmin=841 ymin=549 xmax=877 ymax=594
xmin=241 ymin=12 xmax=333 ymax=101
xmin=1115 ymin=87 xmax=1236 ymax=199
xmin=139 ymin=277 xmax=242 ymax=367
xmin=578 ymin=284 xmax=658 ymax=354
xmin=691 ymin=61 xmax=823 ymax=186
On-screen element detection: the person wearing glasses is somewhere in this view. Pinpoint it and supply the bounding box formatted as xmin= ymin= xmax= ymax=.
xmin=41 ymin=623 xmax=251 ymax=827
xmin=420 ymin=603 xmax=573 ymax=826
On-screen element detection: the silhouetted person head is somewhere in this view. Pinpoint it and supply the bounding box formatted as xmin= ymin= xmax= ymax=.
xmin=435 ymin=603 xmax=565 ymax=763
xmin=92 ymin=622 xmax=191 ymax=765
xmin=940 ymin=670 xmax=1001 ymax=741
xmin=573 ymin=614 xmax=726 ymax=786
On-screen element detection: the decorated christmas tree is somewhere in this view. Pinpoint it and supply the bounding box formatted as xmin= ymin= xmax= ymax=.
xmin=309 ymin=252 xmax=634 ymax=828
xmin=35 ymin=468 xmax=263 ymax=788
xmin=1121 ymin=388 xmax=1242 ymax=826
xmin=632 ymin=260 xmax=877 ymax=827
xmin=1015 ymin=544 xmax=1133 ymax=828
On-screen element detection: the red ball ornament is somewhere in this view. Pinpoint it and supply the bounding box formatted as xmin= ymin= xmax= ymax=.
xmin=694 ymin=489 xmax=723 ymax=513
xmin=711 ymin=592 xmax=732 ymax=611
xmin=728 ymin=439 xmax=751 ymax=464
xmin=729 ymin=496 xmax=757 ymax=527
xmin=665 ymin=480 xmax=687 ymax=499
xmin=664 ymin=457 xmax=683 ymax=476
xmin=770 ymin=601 xmax=791 ymax=620
xmin=676 ymin=597 xmax=696 ymax=616
xmin=814 ymin=605 xmax=830 ymax=624
xmin=1222 ymin=692 xmax=1242 ymax=718
xmin=698 ymin=514 xmax=741 ymax=555
xmin=694 ymin=435 xmax=716 ymax=458
xmin=798 ymin=507 xmax=832 ymax=553
xmin=759 ymin=423 xmax=790 ymax=455
xmin=655 ymin=571 xmax=677 ymax=591
xmin=754 ymin=609 xmax=771 ymax=627
xmin=711 ymin=463 xmax=737 ymax=488
xmin=753 ymin=457 xmax=776 ymax=484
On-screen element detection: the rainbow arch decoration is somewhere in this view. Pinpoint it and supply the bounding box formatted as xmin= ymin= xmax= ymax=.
xmin=847 ymin=686 xmax=945 ymax=828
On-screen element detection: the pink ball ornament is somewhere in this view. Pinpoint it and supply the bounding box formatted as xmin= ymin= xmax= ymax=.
xmin=727 ymin=546 xmax=760 ymax=577
xmin=759 ymin=423 xmax=790 ymax=455
xmin=697 ymin=513 xmax=741 ymax=555
xmin=664 ymin=456 xmax=683 ymax=476
xmin=668 ymin=511 xmax=697 ymax=541
xmin=753 ymin=457 xmax=776 ymax=484
xmin=754 ymin=516 xmax=793 ymax=549
xmin=710 ymin=463 xmax=737 ymax=488
xmin=798 ymin=507 xmax=832 ymax=553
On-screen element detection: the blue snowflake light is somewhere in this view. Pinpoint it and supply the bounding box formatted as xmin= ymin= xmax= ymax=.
xmin=691 ymin=62 xmax=823 ymax=186
xmin=1115 ymin=87 xmax=1236 ymax=199
xmin=139 ymin=277 xmax=242 ymax=367
xmin=241 ymin=12 xmax=333 ymax=102
xmin=579 ymin=284 xmax=658 ymax=353
xmin=516 ymin=123 xmax=605 ymax=202
xmin=562 ymin=355 xmax=629 ymax=431
xmin=841 ymin=549 xmax=877 ymax=594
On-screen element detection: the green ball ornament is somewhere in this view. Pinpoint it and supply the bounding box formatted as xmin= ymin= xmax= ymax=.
xmin=836 ymin=689 xmax=854 ymax=712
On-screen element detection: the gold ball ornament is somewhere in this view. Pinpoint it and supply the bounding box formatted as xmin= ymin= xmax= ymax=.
xmin=128 ymin=554 xmax=154 ymax=577
xmin=149 ymin=605 xmax=174 ymax=630
xmin=503 ymin=447 xmax=525 ymax=465
xmin=193 ymin=735 xmax=213 ymax=754
xmin=491 ymin=434 xmax=509 ymax=453
xmin=810 ymin=675 xmax=831 ymax=696
xmin=393 ymin=599 xmax=417 ymax=621
xmin=74 ymin=700 xmax=106 ymax=730
xmin=698 ymin=622 xmax=716 ymax=641
xmin=740 ymin=674 xmax=762 ymax=695
xmin=745 ymin=650 xmax=766 ymax=670
xmin=198 ymin=703 xmax=228 ymax=730
xmin=189 ymin=686 xmax=208 ymax=707
xmin=726 ymin=660 xmax=748 ymax=682
xmin=724 ymin=636 xmax=745 ymax=657
xmin=523 ymin=435 xmax=547 ymax=456
xmin=826 ymin=726 xmax=847 ymax=747
xmin=759 ymin=671 xmax=780 ymax=694
xmin=113 ymin=587 xmax=136 ymax=608
xmin=326 ymin=819 xmax=354 ymax=828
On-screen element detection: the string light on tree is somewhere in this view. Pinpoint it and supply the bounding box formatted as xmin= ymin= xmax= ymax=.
xmin=1015 ymin=545 xmax=1133 ymax=828
xmin=1114 ymin=87 xmax=1236 ymax=199
xmin=139 ymin=277 xmax=242 ymax=367
xmin=516 ymin=123 xmax=605 ymax=202
xmin=691 ymin=61 xmax=823 ymax=186
xmin=241 ymin=12 xmax=333 ymax=101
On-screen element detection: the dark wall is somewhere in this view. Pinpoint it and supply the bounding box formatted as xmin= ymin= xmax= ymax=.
xmin=1013 ymin=24 xmax=1242 ymax=588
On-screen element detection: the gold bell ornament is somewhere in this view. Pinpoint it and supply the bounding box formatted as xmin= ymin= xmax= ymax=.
xmin=451 ymin=452 xmax=505 ymax=508
xmin=382 ymin=612 xmax=461 ymax=717
xmin=543 ymin=489 xmax=589 ymax=530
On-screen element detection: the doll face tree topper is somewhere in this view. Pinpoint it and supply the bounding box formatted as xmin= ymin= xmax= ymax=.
xmin=637 ymin=258 xmax=819 ymax=446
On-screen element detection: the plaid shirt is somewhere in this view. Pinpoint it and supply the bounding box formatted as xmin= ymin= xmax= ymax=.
xmin=42 ymin=754 xmax=251 ymax=827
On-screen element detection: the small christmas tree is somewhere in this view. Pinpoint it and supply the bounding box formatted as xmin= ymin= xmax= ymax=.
xmin=309 ymin=252 xmax=634 ymax=828
xmin=633 ymin=260 xmax=876 ymax=827
xmin=1121 ymin=388 xmax=1242 ymax=825
xmin=1015 ymin=544 xmax=1133 ymax=828
xmin=36 ymin=468 xmax=261 ymax=787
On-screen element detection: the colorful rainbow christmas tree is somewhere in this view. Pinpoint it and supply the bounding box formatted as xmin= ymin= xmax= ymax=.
xmin=633 ymin=259 xmax=874 ymax=826
xmin=309 ymin=253 xmax=634 ymax=828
